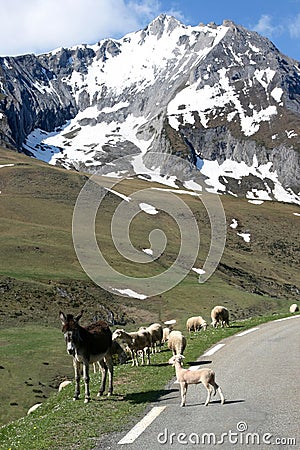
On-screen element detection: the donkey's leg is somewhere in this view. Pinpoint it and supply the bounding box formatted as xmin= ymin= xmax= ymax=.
xmin=73 ymin=358 xmax=81 ymax=401
xmin=146 ymin=346 xmax=151 ymax=365
xmin=82 ymin=361 xmax=90 ymax=403
xmin=104 ymin=353 xmax=113 ymax=396
xmin=97 ymin=359 xmax=107 ymax=396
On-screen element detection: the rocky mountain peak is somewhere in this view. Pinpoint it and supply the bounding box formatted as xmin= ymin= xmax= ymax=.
xmin=0 ymin=15 xmax=299 ymax=204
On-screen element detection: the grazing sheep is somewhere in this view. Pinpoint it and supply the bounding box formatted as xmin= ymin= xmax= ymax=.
xmin=186 ymin=316 xmax=207 ymax=333
xmin=93 ymin=340 xmax=128 ymax=372
xmin=162 ymin=319 xmax=176 ymax=344
xmin=289 ymin=304 xmax=299 ymax=313
xmin=58 ymin=380 xmax=72 ymax=392
xmin=169 ymin=354 xmax=225 ymax=407
xmin=112 ymin=328 xmax=151 ymax=366
xmin=27 ymin=403 xmax=42 ymax=415
xmin=162 ymin=327 xmax=171 ymax=343
xmin=211 ymin=306 xmax=229 ymax=328
xmin=139 ymin=323 xmax=163 ymax=354
xmin=168 ymin=330 xmax=186 ymax=356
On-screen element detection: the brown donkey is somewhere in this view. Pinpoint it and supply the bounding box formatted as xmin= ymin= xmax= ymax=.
xmin=59 ymin=310 xmax=113 ymax=403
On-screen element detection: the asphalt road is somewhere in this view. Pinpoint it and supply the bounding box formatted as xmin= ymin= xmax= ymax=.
xmin=96 ymin=315 xmax=300 ymax=449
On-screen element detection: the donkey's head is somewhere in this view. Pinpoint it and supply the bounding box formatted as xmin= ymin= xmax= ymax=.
xmin=59 ymin=311 xmax=83 ymax=356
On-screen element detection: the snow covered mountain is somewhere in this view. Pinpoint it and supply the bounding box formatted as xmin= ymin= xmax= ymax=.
xmin=0 ymin=15 xmax=300 ymax=203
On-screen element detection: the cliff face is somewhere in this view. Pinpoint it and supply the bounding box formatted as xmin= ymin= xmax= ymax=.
xmin=0 ymin=15 xmax=299 ymax=203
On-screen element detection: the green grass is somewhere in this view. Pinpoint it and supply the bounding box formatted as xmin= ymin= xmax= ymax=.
xmin=0 ymin=147 xmax=299 ymax=447
xmin=0 ymin=326 xmax=73 ymax=426
xmin=0 ymin=313 xmax=292 ymax=450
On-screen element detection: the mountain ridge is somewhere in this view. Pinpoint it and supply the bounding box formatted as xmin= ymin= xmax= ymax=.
xmin=0 ymin=14 xmax=300 ymax=203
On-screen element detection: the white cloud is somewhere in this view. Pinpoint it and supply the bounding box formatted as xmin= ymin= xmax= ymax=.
xmin=252 ymin=14 xmax=278 ymax=37
xmin=289 ymin=13 xmax=300 ymax=38
xmin=0 ymin=0 xmax=165 ymax=56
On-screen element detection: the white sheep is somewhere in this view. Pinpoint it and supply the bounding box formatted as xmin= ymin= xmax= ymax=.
xmin=289 ymin=304 xmax=299 ymax=313
xmin=112 ymin=328 xmax=151 ymax=366
xmin=162 ymin=319 xmax=176 ymax=344
xmin=186 ymin=316 xmax=207 ymax=333
xmin=58 ymin=380 xmax=72 ymax=392
xmin=168 ymin=330 xmax=186 ymax=356
xmin=162 ymin=327 xmax=171 ymax=343
xmin=27 ymin=403 xmax=42 ymax=415
xmin=139 ymin=323 xmax=163 ymax=354
xmin=211 ymin=306 xmax=229 ymax=328
xmin=169 ymin=354 xmax=225 ymax=407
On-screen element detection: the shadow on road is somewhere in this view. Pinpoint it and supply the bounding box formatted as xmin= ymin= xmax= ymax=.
xmin=124 ymin=388 xmax=178 ymax=404
xmin=187 ymin=360 xmax=212 ymax=366
xmin=182 ymin=399 xmax=245 ymax=407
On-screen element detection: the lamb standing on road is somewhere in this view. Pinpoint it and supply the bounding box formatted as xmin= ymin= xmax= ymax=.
xmin=112 ymin=328 xmax=151 ymax=366
xmin=168 ymin=330 xmax=186 ymax=356
xmin=186 ymin=316 xmax=207 ymax=333
xmin=169 ymin=354 xmax=225 ymax=407
xmin=211 ymin=306 xmax=229 ymax=328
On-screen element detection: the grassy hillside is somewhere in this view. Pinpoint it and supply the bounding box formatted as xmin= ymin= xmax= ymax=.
xmin=0 ymin=146 xmax=299 ymax=427
xmin=0 ymin=313 xmax=295 ymax=450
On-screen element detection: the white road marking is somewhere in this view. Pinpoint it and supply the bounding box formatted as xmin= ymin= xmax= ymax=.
xmin=202 ymin=343 xmax=225 ymax=356
xmin=118 ymin=405 xmax=167 ymax=445
xmin=274 ymin=315 xmax=300 ymax=322
xmin=235 ymin=327 xmax=259 ymax=337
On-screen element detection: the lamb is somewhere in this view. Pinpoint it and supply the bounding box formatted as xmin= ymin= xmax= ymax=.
xmin=211 ymin=306 xmax=229 ymax=328
xmin=168 ymin=330 xmax=186 ymax=356
xmin=112 ymin=328 xmax=151 ymax=366
xmin=289 ymin=304 xmax=299 ymax=313
xmin=168 ymin=354 xmax=225 ymax=407
xmin=139 ymin=323 xmax=163 ymax=354
xmin=186 ymin=316 xmax=207 ymax=333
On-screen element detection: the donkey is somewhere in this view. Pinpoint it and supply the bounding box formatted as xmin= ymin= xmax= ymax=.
xmin=59 ymin=310 xmax=113 ymax=403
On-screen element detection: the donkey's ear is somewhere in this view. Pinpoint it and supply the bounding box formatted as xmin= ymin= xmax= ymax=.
xmin=59 ymin=311 xmax=67 ymax=325
xmin=75 ymin=310 xmax=84 ymax=322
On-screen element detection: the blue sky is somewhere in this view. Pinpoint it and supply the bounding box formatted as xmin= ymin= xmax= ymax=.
xmin=0 ymin=0 xmax=300 ymax=60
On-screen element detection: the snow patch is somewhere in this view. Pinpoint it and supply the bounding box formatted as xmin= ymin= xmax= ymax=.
xmin=142 ymin=248 xmax=153 ymax=256
xmin=105 ymin=188 xmax=131 ymax=202
xmin=192 ymin=267 xmax=206 ymax=275
xmin=237 ymin=232 xmax=251 ymax=242
xmin=199 ymin=155 xmax=300 ymax=204
xmin=168 ymin=67 xmax=277 ymax=136
xmin=248 ymin=200 xmax=264 ymax=205
xmin=271 ymin=87 xmax=283 ymax=103
xmin=0 ymin=163 xmax=14 ymax=168
xmin=230 ymin=219 xmax=238 ymax=229
xmin=112 ymin=288 xmax=147 ymax=299
xmin=139 ymin=203 xmax=158 ymax=214
xmin=285 ymin=130 xmax=298 ymax=139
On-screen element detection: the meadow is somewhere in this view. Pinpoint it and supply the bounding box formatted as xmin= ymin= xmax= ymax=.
xmin=0 ymin=146 xmax=299 ymax=447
